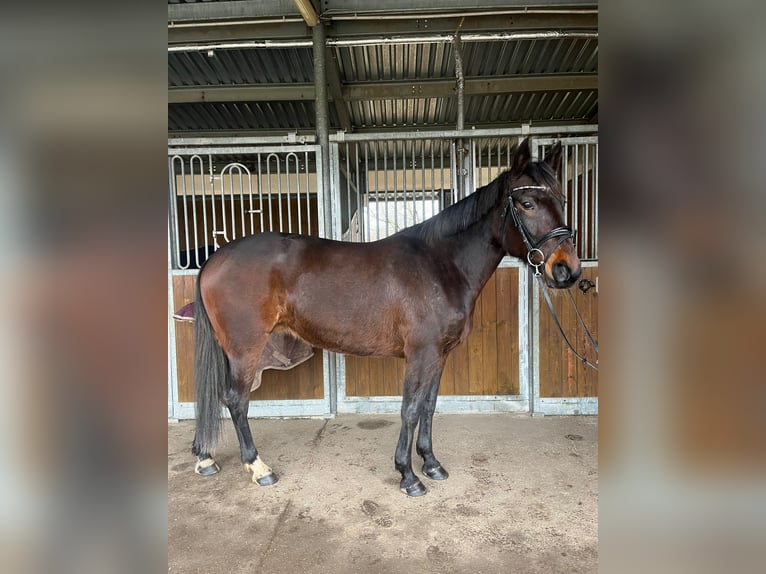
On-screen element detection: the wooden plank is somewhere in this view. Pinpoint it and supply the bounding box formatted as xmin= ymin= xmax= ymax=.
xmin=367 ymin=355 xmax=386 ymax=396
xmin=173 ymin=275 xmax=197 ymax=402
xmin=495 ymin=268 xmax=518 ymax=395
xmin=447 ymin=335 xmax=470 ymax=395
xmin=481 ymin=273 xmax=499 ymax=395
xmin=441 ymin=348 xmax=456 ymax=394
xmin=344 ymin=355 xmax=360 ymax=396
xmin=467 ymin=295 xmax=484 ymax=395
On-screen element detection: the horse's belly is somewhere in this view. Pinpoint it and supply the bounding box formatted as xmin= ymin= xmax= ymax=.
xmin=280 ymin=302 xmax=405 ymax=358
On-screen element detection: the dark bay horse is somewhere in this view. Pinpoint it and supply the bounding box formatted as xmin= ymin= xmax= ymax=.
xmin=192 ymin=137 xmax=580 ymax=496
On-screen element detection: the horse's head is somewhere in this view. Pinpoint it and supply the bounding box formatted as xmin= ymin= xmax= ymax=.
xmin=500 ymin=138 xmax=581 ymax=288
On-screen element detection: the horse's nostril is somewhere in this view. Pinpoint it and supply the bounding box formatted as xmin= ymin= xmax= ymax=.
xmin=553 ymin=262 xmax=571 ymax=283
xmin=571 ymin=265 xmax=582 ymax=281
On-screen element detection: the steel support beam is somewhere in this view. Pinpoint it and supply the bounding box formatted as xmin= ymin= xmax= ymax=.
xmin=168 ymin=0 xmax=299 ymax=22
xmin=293 ymin=0 xmax=320 ymax=27
xmin=168 ymin=84 xmax=315 ymax=103
xmin=168 ymin=74 xmax=597 ymax=104
xmin=169 ymin=13 xmax=596 ymax=45
xmin=325 ymin=48 xmax=353 ymax=132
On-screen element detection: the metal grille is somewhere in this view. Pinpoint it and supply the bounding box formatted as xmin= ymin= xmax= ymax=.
xmin=537 ymin=137 xmax=598 ymax=260
xmin=335 ymin=135 xmax=525 ymax=242
xmin=168 ymin=147 xmax=320 ymax=269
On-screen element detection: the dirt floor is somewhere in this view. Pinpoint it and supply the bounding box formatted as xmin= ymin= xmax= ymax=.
xmin=168 ymin=413 xmax=597 ymax=574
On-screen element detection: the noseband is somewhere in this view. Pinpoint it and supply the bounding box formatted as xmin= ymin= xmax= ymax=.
xmin=505 ymin=185 xmax=575 ymax=276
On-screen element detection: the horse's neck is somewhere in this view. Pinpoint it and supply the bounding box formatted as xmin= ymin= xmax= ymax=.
xmin=446 ymin=212 xmax=505 ymax=297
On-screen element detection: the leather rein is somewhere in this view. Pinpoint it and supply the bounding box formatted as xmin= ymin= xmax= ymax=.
xmin=505 ymin=185 xmax=599 ymax=370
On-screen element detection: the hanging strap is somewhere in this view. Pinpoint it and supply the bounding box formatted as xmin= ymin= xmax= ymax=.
xmin=536 ymin=274 xmax=598 ymax=370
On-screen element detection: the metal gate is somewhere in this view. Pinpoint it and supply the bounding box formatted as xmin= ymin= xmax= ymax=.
xmin=167 ymin=140 xmax=332 ymax=419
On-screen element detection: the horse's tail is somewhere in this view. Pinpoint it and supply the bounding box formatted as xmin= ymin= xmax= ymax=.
xmin=193 ymin=272 xmax=230 ymax=456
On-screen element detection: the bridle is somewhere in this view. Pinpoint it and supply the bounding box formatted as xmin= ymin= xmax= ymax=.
xmin=505 ymin=185 xmax=575 ymax=276
xmin=505 ymin=184 xmax=598 ymax=370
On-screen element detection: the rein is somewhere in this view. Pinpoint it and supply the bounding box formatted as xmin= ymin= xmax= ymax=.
xmin=506 ymin=185 xmax=599 ymax=370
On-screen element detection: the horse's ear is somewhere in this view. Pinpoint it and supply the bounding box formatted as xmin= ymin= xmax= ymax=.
xmin=544 ymin=141 xmax=563 ymax=178
xmin=512 ymin=137 xmax=531 ymax=174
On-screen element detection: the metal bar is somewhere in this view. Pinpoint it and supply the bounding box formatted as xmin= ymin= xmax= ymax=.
xmin=169 ymin=84 xmax=316 ymax=104
xmin=420 ymin=141 xmax=426 ymax=221
xmin=329 ymin=125 xmax=597 ymax=142
xmin=327 ymin=9 xmax=598 ymax=21
xmin=168 ymin=31 xmax=597 ymax=52
xmin=314 ymin=23 xmax=332 ymax=242
xmin=374 ymin=142 xmax=380 ymax=241
xmin=393 ymin=141 xmax=399 ymax=232
xmin=169 ymin=136 xmax=316 ymax=146
xmin=179 ymin=159 xmax=191 ymax=269
xmin=169 ymin=145 xmax=319 ymax=157
xmin=286 ymin=153 xmax=298 ymax=233
xmin=583 ymin=143 xmax=589 ymax=259
xmin=168 ymin=0 xmax=301 ymax=23
xmin=189 ymin=156 xmax=203 ymax=267
xmin=293 ymin=0 xmax=319 ymax=27
xmin=345 ymin=143 xmax=352 ymax=238
xmin=593 ymin=142 xmax=598 ymax=259
xmin=169 ymin=156 xmax=182 ymax=269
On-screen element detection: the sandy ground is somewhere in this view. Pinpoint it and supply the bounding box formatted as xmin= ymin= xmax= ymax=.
xmin=168 ymin=413 xmax=597 ymax=573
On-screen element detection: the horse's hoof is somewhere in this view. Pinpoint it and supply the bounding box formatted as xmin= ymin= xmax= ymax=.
xmin=400 ymin=480 xmax=427 ymax=497
xmin=422 ymin=464 xmax=449 ymax=481
xmin=255 ymin=472 xmax=279 ymax=486
xmin=194 ymin=459 xmax=220 ymax=476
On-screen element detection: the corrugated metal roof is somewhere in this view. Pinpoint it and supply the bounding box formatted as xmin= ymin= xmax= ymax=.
xmin=168 ymin=3 xmax=598 ymax=134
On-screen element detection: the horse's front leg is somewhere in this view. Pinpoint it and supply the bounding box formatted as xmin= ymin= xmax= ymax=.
xmin=395 ymin=352 xmax=444 ymax=496
xmin=416 ymin=371 xmax=449 ymax=481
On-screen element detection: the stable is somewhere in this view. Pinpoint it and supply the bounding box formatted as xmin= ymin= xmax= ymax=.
xmin=168 ymin=1 xmax=599 ymax=421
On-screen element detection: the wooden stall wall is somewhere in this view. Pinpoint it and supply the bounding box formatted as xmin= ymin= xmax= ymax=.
xmin=345 ymin=267 xmax=520 ymax=397
xmin=538 ymin=265 xmax=599 ymax=398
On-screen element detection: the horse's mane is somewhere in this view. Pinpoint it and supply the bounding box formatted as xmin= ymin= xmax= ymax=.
xmin=400 ymin=159 xmax=563 ymax=245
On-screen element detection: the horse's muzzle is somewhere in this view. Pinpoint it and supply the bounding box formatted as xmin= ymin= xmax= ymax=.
xmin=550 ymin=261 xmax=581 ymax=288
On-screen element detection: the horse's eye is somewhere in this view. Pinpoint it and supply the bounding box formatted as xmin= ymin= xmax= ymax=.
xmin=521 ymin=201 xmax=534 ymax=210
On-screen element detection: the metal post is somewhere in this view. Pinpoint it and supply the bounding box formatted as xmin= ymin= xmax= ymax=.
xmin=453 ymin=34 xmax=468 ymax=199
xmin=314 ymin=23 xmax=331 ymax=235
xmin=313 ymin=22 xmax=337 ymax=416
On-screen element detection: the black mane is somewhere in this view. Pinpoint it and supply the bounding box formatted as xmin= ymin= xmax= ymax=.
xmin=399 ymin=173 xmax=506 ymax=245
xmin=399 ymin=159 xmax=562 ymax=245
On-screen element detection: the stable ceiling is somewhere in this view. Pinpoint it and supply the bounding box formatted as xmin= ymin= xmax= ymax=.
xmin=168 ymin=0 xmax=598 ymax=136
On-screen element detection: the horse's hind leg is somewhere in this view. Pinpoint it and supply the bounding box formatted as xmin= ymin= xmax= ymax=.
xmin=192 ymin=434 xmax=219 ymax=476
xmin=416 ymin=369 xmax=449 ymax=481
xmin=226 ymin=354 xmax=278 ymax=486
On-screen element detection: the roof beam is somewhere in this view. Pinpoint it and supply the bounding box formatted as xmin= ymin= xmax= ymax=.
xmin=168 ymin=0 xmax=299 ymax=23
xmin=324 ymin=48 xmax=353 ymax=132
xmin=293 ymin=0 xmax=320 ymax=27
xmin=167 ymin=118 xmax=597 ymax=139
xmin=168 ymin=84 xmax=316 ymax=104
xmin=169 ymin=13 xmax=596 ymax=45
xmin=343 ymin=74 xmax=597 ymax=100
xmin=168 ymin=74 xmax=597 ymax=104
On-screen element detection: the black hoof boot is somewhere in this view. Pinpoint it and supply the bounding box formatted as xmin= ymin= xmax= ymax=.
xmin=255 ymin=472 xmax=279 ymax=486
xmin=422 ymin=464 xmax=449 ymax=481
xmin=400 ymin=479 xmax=427 ymax=497
xmin=194 ymin=458 xmax=220 ymax=476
